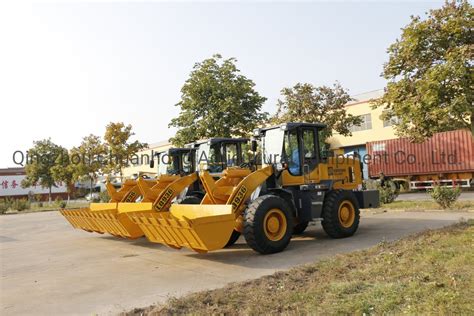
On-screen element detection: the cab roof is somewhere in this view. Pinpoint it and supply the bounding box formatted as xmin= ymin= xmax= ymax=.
xmin=187 ymin=138 xmax=249 ymax=147
xmin=255 ymin=122 xmax=327 ymax=135
xmin=168 ymin=148 xmax=196 ymax=155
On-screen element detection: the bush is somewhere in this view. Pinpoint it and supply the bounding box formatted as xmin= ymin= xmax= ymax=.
xmin=4 ymin=197 xmax=14 ymax=209
xmin=99 ymin=190 xmax=110 ymax=203
xmin=430 ymin=185 xmax=461 ymax=209
xmin=55 ymin=197 xmax=67 ymax=208
xmin=12 ymin=198 xmax=31 ymax=212
xmin=75 ymin=188 xmax=88 ymax=198
xmin=379 ymin=182 xmax=399 ymax=204
xmin=0 ymin=198 xmax=8 ymax=214
xmin=363 ymin=179 xmax=399 ymax=204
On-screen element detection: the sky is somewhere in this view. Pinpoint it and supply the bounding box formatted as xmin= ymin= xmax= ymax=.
xmin=0 ymin=0 xmax=445 ymax=168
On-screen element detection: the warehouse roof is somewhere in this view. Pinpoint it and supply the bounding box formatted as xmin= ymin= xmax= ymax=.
xmin=0 ymin=167 xmax=25 ymax=176
xmin=347 ymin=89 xmax=384 ymax=106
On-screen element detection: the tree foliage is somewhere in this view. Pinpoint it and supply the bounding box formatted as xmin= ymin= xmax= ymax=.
xmin=50 ymin=148 xmax=76 ymax=201
xmin=375 ymin=0 xmax=473 ymax=140
xmin=70 ymin=134 xmax=106 ymax=190
xmin=103 ymin=122 xmax=147 ymax=178
xmin=273 ymin=82 xmax=361 ymax=141
xmin=22 ymin=139 xmax=66 ymax=202
xmin=169 ymin=54 xmax=268 ymax=145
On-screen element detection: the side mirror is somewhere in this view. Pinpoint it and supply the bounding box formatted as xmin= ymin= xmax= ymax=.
xmin=251 ymin=140 xmax=258 ymax=152
xmin=150 ymin=153 xmax=160 ymax=169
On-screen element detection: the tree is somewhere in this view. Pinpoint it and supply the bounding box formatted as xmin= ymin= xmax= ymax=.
xmin=375 ymin=0 xmax=473 ymax=140
xmin=169 ymin=54 xmax=268 ymax=145
xmin=71 ymin=134 xmax=106 ymax=196
xmin=103 ymin=122 xmax=147 ymax=179
xmin=273 ymin=82 xmax=362 ymax=142
xmin=50 ymin=149 xmax=76 ymax=203
xmin=22 ymin=139 xmax=66 ymax=203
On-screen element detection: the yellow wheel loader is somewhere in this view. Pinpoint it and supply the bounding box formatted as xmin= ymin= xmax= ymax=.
xmin=130 ymin=122 xmax=379 ymax=254
xmin=60 ymin=179 xmax=148 ymax=237
xmin=60 ymin=138 xmax=251 ymax=239
xmin=117 ymin=138 xmax=252 ymax=245
xmin=60 ymin=148 xmax=197 ymax=239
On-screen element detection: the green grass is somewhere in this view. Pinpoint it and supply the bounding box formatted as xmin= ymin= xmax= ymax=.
xmin=125 ymin=220 xmax=474 ymax=315
xmin=380 ymin=200 xmax=474 ymax=211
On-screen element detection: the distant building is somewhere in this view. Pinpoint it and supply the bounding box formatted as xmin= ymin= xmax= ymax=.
xmin=121 ymin=140 xmax=172 ymax=178
xmin=327 ymin=89 xmax=397 ymax=179
xmin=0 ymin=167 xmax=68 ymax=200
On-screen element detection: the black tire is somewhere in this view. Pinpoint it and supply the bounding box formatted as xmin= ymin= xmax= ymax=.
xmin=321 ymin=190 xmax=360 ymax=238
xmin=293 ymin=221 xmax=309 ymax=235
xmin=225 ymin=230 xmax=241 ymax=247
xmin=243 ymin=195 xmax=293 ymax=254
xmin=179 ymin=195 xmax=202 ymax=205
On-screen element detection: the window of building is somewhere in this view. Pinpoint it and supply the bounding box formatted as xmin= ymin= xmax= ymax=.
xmin=383 ymin=114 xmax=401 ymax=127
xmin=349 ymin=114 xmax=372 ymax=132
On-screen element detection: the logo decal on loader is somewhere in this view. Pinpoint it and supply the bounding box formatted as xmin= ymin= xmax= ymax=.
xmin=124 ymin=191 xmax=137 ymax=202
xmin=155 ymin=188 xmax=174 ymax=211
xmin=232 ymin=186 xmax=248 ymax=211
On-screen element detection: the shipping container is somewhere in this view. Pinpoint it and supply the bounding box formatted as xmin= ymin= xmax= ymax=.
xmin=366 ymin=129 xmax=474 ymax=189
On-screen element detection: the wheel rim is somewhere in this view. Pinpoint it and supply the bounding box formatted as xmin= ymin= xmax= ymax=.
xmin=263 ymin=208 xmax=287 ymax=241
xmin=338 ymin=200 xmax=355 ymax=228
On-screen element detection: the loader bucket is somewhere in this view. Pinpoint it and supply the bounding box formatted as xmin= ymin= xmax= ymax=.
xmin=60 ymin=179 xmax=149 ymax=238
xmin=60 ymin=208 xmax=102 ymax=233
xmin=86 ymin=203 xmax=144 ymax=239
xmin=125 ymin=204 xmax=235 ymax=253
xmin=60 ymin=203 xmax=144 ymax=239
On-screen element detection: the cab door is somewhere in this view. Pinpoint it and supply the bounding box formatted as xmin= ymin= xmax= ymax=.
xmin=301 ymin=128 xmax=319 ymax=183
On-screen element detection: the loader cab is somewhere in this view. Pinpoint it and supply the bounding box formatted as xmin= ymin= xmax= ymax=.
xmin=256 ymin=122 xmax=364 ymax=189
xmin=283 ymin=125 xmax=322 ymax=177
xmin=192 ymin=138 xmax=249 ymax=174
xmin=156 ymin=148 xmax=196 ymax=176
xmin=256 ymin=123 xmax=326 ymax=183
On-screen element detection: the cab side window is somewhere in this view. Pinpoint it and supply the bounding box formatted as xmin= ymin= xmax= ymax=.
xmin=182 ymin=152 xmax=193 ymax=174
xmin=302 ymin=129 xmax=316 ymax=159
xmin=302 ymin=129 xmax=319 ymax=173
xmin=225 ymin=143 xmax=238 ymax=167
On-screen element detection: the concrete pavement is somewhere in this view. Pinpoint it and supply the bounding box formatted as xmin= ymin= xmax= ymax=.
xmin=1 ymin=211 xmax=473 ymax=315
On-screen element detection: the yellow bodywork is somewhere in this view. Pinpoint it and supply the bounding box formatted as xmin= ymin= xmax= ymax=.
xmin=60 ymin=179 xmax=146 ymax=237
xmin=60 ymin=174 xmax=195 ymax=239
xmin=127 ymin=166 xmax=273 ymax=252
xmin=280 ymin=157 xmax=362 ymax=189
xmin=127 ymin=156 xmax=363 ymax=253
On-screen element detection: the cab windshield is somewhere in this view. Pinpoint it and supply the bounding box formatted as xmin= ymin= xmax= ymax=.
xmin=207 ymin=143 xmax=225 ymax=173
xmin=283 ymin=129 xmax=301 ymax=175
xmin=158 ymin=153 xmax=180 ymax=175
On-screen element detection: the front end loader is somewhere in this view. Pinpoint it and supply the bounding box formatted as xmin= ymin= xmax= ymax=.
xmin=60 ymin=147 xmax=198 ymax=238
xmin=119 ymin=138 xmax=253 ymax=248
xmin=60 ymin=179 xmax=149 ymax=238
xmin=61 ymin=138 xmax=252 ymax=240
xmin=134 ymin=122 xmax=379 ymax=254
